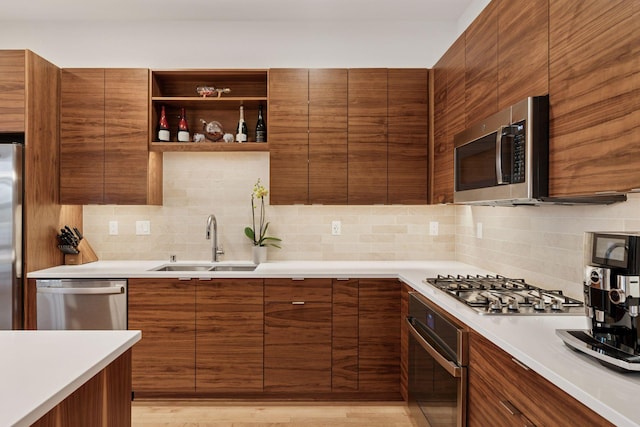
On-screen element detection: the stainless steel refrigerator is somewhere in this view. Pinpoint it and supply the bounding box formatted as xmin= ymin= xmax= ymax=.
xmin=0 ymin=134 xmax=23 ymax=330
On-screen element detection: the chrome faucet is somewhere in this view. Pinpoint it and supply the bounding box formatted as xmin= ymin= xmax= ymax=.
xmin=206 ymin=214 xmax=224 ymax=262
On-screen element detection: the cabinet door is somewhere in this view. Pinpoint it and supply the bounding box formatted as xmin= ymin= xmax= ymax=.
xmin=196 ymin=279 xmax=264 ymax=392
xmin=61 ymin=68 xmax=156 ymax=205
xmin=332 ymin=278 xmax=359 ymax=391
xmin=309 ymin=69 xmax=348 ymax=204
xmin=468 ymin=331 xmax=614 ymax=427
xmin=432 ymin=35 xmax=465 ymax=204
xmin=104 ymin=69 xmax=150 ymax=204
xmin=348 ymin=69 xmax=388 ymax=204
xmin=358 ymin=279 xmax=401 ymax=393
xmin=549 ymin=1 xmax=640 ymax=197
xmin=128 ymin=278 xmax=195 ymax=393
xmin=497 ymin=0 xmax=548 ymax=109
xmin=0 ymin=50 xmax=25 ymax=132
xmin=465 ymin=1 xmax=498 ymax=126
xmin=269 ymin=69 xmax=309 ymax=205
xmin=60 ymin=68 xmax=106 ymax=204
xmin=264 ymin=279 xmax=332 ymax=392
xmin=388 ymin=69 xmax=429 ymax=204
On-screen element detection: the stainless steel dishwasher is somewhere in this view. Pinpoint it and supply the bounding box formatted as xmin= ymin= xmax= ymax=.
xmin=36 ymin=279 xmax=127 ymax=330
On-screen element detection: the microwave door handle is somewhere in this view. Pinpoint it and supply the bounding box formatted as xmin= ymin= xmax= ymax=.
xmin=496 ymin=126 xmax=508 ymax=185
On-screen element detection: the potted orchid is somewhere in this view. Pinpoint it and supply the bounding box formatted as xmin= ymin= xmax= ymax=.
xmin=244 ymin=179 xmax=281 ymax=263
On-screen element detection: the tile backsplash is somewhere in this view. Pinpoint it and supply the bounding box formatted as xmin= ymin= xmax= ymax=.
xmin=83 ymin=152 xmax=455 ymax=263
xmin=83 ymin=152 xmax=640 ymax=300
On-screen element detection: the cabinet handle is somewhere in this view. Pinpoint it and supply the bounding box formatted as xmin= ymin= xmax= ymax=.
xmin=335 ymin=278 xmax=351 ymax=281
xmin=198 ymin=277 xmax=212 ymax=281
xmin=291 ymin=277 xmax=305 ymax=281
xmin=292 ymin=301 xmax=305 ymax=305
xmin=178 ymin=277 xmax=191 ymax=281
xmin=499 ymin=400 xmax=536 ymax=427
xmin=511 ymin=357 xmax=530 ymax=371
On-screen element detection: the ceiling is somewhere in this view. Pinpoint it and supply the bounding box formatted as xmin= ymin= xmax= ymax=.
xmin=2 ymin=0 xmax=475 ymax=22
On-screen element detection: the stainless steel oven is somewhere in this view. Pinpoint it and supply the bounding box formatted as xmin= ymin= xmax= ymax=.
xmin=407 ymin=292 xmax=468 ymax=427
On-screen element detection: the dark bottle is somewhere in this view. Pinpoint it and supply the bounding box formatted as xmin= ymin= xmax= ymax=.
xmin=236 ymin=106 xmax=248 ymax=143
xmin=255 ymin=104 xmax=266 ymax=142
xmin=177 ymin=107 xmax=190 ymax=142
xmin=157 ymin=105 xmax=170 ymax=142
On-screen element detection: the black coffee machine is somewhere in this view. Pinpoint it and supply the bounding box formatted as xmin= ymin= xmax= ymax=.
xmin=557 ymin=232 xmax=640 ymax=371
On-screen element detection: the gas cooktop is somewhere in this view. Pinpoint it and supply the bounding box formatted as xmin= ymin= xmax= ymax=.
xmin=424 ymin=274 xmax=585 ymax=315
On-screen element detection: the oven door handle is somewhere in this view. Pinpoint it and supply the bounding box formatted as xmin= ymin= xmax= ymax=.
xmin=406 ymin=317 xmax=462 ymax=378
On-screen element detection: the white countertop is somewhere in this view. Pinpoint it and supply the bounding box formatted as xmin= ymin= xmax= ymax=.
xmin=1 ymin=330 xmax=141 ymax=427
xmin=28 ymin=260 xmax=640 ymax=426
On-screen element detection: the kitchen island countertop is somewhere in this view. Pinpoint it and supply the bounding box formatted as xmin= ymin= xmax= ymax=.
xmin=1 ymin=330 xmax=140 ymax=426
xmin=28 ymin=260 xmax=640 ymax=426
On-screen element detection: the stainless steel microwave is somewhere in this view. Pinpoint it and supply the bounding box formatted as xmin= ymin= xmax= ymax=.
xmin=453 ymin=96 xmax=549 ymax=205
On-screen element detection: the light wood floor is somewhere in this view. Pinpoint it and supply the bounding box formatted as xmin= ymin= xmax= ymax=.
xmin=132 ymin=401 xmax=417 ymax=427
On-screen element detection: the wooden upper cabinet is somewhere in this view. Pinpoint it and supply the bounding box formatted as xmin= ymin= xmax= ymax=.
xmin=0 ymin=51 xmax=25 ymax=132
xmin=549 ymin=0 xmax=640 ymax=197
xmin=387 ymin=69 xmax=429 ymax=204
xmin=348 ymin=69 xmax=388 ymax=205
xmin=60 ymin=68 xmax=159 ymax=205
xmin=497 ymin=0 xmax=549 ymax=109
xmin=269 ymin=68 xmax=309 ymax=205
xmin=60 ymin=68 xmax=106 ymax=204
xmin=104 ymin=69 xmax=150 ymax=204
xmin=309 ymin=69 xmax=348 ymax=204
xmin=465 ymin=1 xmax=498 ymax=126
xmin=432 ymin=35 xmax=465 ymax=204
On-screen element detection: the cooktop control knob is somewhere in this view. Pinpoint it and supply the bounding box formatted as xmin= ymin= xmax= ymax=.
xmin=550 ymin=300 xmax=564 ymax=311
xmin=489 ymin=298 xmax=503 ymax=312
xmin=507 ymin=298 xmax=520 ymax=311
xmin=533 ymin=298 xmax=546 ymax=311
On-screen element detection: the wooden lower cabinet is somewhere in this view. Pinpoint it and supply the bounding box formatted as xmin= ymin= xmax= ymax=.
xmin=358 ymin=279 xmax=401 ymax=394
xmin=264 ymin=279 xmax=333 ymax=392
xmin=32 ymin=350 xmax=132 ymax=427
xmin=129 ymin=276 xmax=402 ymax=398
xmin=468 ymin=330 xmax=613 ymax=427
xmin=128 ymin=278 xmax=196 ymax=393
xmin=196 ymin=279 xmax=264 ymax=392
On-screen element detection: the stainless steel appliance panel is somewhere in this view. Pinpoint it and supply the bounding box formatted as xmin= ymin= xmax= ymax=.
xmin=0 ymin=140 xmax=23 ymax=330
xmin=36 ymin=279 xmax=127 ymax=330
xmin=408 ymin=292 xmax=467 ymax=427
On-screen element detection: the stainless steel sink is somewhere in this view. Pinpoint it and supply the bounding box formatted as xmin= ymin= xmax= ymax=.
xmin=209 ymin=265 xmax=257 ymax=271
xmin=150 ymin=263 xmax=256 ymax=272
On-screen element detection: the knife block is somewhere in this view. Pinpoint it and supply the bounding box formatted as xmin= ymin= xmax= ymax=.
xmin=64 ymin=239 xmax=99 ymax=265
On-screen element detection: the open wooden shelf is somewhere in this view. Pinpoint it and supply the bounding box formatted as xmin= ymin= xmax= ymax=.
xmin=150 ymin=142 xmax=269 ymax=152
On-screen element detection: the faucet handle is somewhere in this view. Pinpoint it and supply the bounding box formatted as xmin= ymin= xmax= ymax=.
xmin=216 ymin=245 xmax=225 ymax=256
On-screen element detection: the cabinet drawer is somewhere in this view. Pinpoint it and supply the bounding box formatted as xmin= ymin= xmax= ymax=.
xmin=264 ymin=278 xmax=332 ymax=302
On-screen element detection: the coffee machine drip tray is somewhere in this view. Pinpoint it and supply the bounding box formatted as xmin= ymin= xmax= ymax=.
xmin=556 ymin=329 xmax=640 ymax=372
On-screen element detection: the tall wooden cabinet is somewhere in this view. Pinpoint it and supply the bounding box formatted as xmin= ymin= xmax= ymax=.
xmin=60 ymin=68 xmax=162 ymax=205
xmin=0 ymin=50 xmax=82 ymax=329
xmin=548 ymin=0 xmax=640 ymax=197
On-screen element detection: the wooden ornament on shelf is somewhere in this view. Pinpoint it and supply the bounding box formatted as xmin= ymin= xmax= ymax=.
xmin=64 ymin=239 xmax=99 ymax=265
